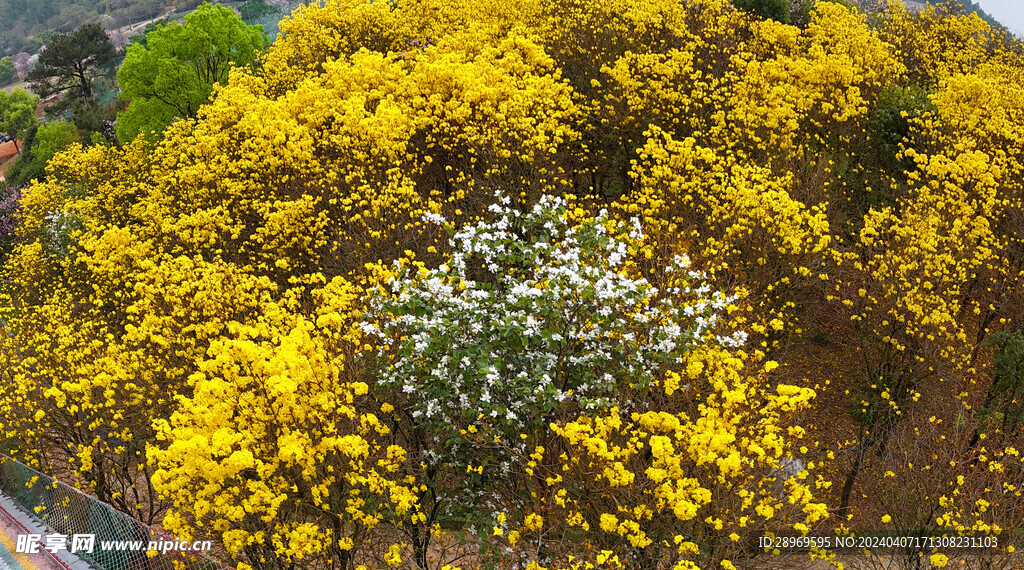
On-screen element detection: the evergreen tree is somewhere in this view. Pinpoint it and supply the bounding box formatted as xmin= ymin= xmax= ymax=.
xmin=26 ymin=23 xmax=115 ymax=111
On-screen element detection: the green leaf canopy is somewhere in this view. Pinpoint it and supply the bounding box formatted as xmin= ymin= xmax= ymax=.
xmin=0 ymin=88 xmax=40 ymax=152
xmin=115 ymin=1 xmax=267 ymax=143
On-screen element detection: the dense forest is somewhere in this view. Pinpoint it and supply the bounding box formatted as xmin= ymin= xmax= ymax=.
xmin=1 ymin=0 xmax=1024 ymax=569
xmin=0 ymin=0 xmax=207 ymax=55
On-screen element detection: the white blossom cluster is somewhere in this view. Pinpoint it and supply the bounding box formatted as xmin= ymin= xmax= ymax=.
xmin=367 ymin=193 xmax=743 ymax=439
xmin=42 ymin=209 xmax=82 ymax=259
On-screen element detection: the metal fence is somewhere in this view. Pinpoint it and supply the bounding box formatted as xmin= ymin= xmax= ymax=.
xmin=0 ymin=453 xmax=232 ymax=570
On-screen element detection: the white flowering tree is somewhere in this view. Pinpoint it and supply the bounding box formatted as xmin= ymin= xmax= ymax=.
xmin=365 ymin=194 xmax=748 ymax=563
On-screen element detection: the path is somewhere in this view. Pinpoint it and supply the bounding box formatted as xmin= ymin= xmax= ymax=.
xmin=0 ymin=498 xmax=69 ymax=570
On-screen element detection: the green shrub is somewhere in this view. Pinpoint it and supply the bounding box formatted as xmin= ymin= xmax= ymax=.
xmin=4 ymin=121 xmax=78 ymax=186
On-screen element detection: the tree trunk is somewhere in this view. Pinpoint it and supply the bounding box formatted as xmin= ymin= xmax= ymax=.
xmin=839 ymin=450 xmax=863 ymax=516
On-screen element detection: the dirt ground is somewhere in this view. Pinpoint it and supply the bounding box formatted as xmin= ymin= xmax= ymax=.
xmin=0 ymin=141 xmax=19 ymax=183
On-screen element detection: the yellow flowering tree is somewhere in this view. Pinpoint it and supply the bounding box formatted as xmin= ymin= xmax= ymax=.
xmin=150 ymin=277 xmax=418 ymax=568
xmin=0 ymin=0 xmax=1022 ymax=568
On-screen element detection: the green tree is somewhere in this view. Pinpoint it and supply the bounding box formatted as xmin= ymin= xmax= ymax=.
xmin=27 ymin=30 xmax=57 ymax=54
xmin=115 ymin=2 xmax=267 ymax=142
xmin=973 ymin=331 xmax=1024 ymax=444
xmin=26 ymin=23 xmax=115 ymax=110
xmin=0 ymin=88 xmax=39 ymax=153
xmin=238 ymin=0 xmax=278 ymax=20
xmin=3 ymin=121 xmax=78 ymax=186
xmin=127 ymin=18 xmax=173 ymax=48
xmin=0 ymin=57 xmax=16 ymax=85
xmin=733 ymin=0 xmax=793 ymax=23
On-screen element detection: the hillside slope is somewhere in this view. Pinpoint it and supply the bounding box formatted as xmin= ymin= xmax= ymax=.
xmin=0 ymin=0 xmax=207 ymax=55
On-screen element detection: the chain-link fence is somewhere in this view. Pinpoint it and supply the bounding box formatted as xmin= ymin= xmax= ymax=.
xmin=0 ymin=453 xmax=232 ymax=570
